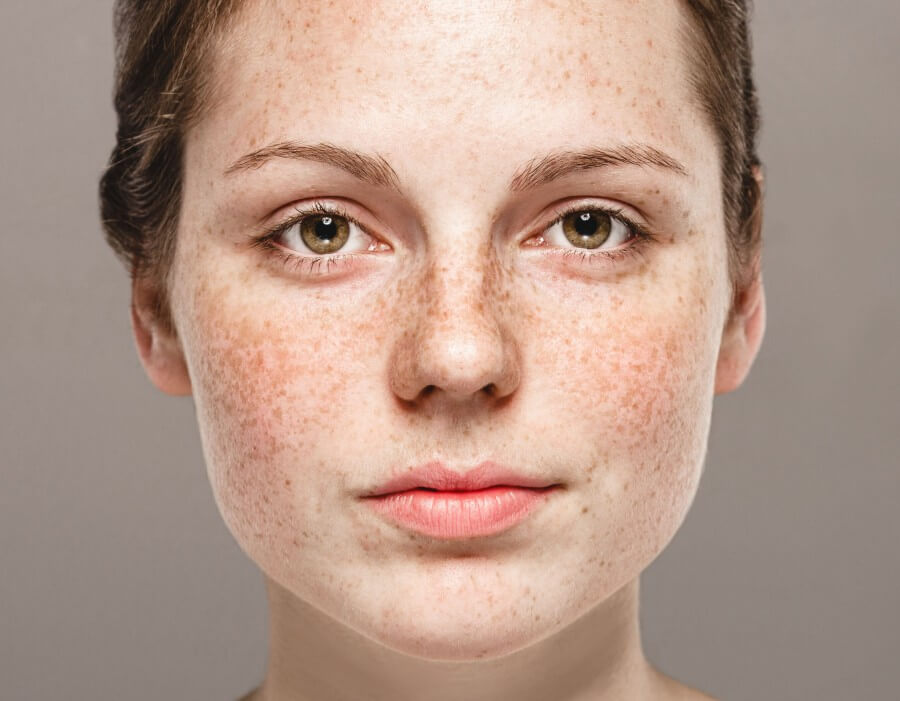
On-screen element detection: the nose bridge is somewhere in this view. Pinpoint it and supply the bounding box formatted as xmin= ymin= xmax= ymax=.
xmin=390 ymin=236 xmax=519 ymax=404
xmin=423 ymin=241 xmax=497 ymax=330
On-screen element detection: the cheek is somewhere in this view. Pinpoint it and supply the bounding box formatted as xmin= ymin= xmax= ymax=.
xmin=178 ymin=274 xmax=367 ymax=559
xmin=608 ymin=313 xmax=715 ymax=546
xmin=533 ymin=272 xmax=722 ymax=558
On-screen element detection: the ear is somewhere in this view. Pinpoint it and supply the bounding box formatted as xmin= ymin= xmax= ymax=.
xmin=130 ymin=275 xmax=192 ymax=396
xmin=715 ymin=165 xmax=766 ymax=395
xmin=714 ymin=271 xmax=766 ymax=394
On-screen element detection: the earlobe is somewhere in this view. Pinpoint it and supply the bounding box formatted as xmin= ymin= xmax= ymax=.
xmin=130 ymin=276 xmax=192 ymax=396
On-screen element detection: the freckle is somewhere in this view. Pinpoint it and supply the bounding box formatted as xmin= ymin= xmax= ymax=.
xmin=581 ymin=506 xmax=589 ymax=514
xmin=616 ymin=85 xmax=623 ymax=95
xmin=284 ymin=478 xmax=292 ymax=487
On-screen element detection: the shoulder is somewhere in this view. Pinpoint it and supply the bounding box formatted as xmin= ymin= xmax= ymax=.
xmin=651 ymin=668 xmax=721 ymax=701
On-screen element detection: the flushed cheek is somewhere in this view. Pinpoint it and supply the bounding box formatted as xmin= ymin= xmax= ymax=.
xmin=541 ymin=285 xmax=721 ymax=560
xmin=179 ymin=284 xmax=370 ymax=567
xmin=610 ymin=321 xmax=714 ymax=554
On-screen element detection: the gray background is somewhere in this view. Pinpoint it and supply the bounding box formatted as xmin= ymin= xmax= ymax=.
xmin=2 ymin=1 xmax=898 ymax=699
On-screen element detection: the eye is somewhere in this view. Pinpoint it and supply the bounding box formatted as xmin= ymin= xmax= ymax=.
xmin=282 ymin=212 xmax=356 ymax=255
xmin=250 ymin=202 xmax=391 ymax=280
xmin=259 ymin=201 xmax=387 ymax=257
xmin=545 ymin=208 xmax=635 ymax=251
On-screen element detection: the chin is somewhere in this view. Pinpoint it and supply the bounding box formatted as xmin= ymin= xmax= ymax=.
xmin=322 ymin=558 xmax=588 ymax=662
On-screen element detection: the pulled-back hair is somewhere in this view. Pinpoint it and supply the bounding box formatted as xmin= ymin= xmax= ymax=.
xmin=100 ymin=0 xmax=762 ymax=334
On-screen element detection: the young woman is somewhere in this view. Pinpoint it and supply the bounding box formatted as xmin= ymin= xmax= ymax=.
xmin=100 ymin=1 xmax=765 ymax=699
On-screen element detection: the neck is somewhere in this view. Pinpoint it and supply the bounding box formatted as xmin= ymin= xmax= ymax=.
xmin=252 ymin=576 xmax=667 ymax=701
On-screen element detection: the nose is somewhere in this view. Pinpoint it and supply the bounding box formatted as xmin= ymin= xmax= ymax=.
xmin=388 ymin=255 xmax=521 ymax=409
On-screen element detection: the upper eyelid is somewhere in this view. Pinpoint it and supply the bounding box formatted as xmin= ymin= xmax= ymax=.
xmin=262 ymin=202 xmax=378 ymax=245
xmin=548 ymin=205 xmax=628 ymax=229
xmin=542 ymin=197 xmax=645 ymax=226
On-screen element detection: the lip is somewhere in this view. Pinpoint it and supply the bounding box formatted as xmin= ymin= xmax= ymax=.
xmin=359 ymin=461 xmax=562 ymax=539
xmin=361 ymin=460 xmax=559 ymax=497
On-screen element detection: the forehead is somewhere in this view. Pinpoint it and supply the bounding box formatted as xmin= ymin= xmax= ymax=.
xmin=194 ymin=0 xmax=711 ymax=187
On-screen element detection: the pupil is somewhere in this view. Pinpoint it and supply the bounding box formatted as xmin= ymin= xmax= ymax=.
xmin=315 ymin=216 xmax=337 ymax=240
xmin=574 ymin=212 xmax=598 ymax=237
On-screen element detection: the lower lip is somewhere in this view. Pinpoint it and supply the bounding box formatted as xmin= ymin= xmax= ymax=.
xmin=362 ymin=486 xmax=558 ymax=539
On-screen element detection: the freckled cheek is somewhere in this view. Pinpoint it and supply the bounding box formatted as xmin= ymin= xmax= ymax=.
xmin=609 ymin=319 xmax=714 ymax=452
xmin=549 ymin=297 xmax=719 ymax=534
xmin=612 ymin=330 xmax=713 ymax=520
xmin=182 ymin=296 xmax=360 ymax=550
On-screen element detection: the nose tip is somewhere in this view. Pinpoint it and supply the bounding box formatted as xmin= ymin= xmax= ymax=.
xmin=417 ymin=334 xmax=509 ymax=399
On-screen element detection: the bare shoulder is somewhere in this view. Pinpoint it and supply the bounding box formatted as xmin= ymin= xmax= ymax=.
xmin=662 ymin=681 xmax=720 ymax=701
xmin=678 ymin=688 xmax=720 ymax=701
xmin=651 ymin=668 xmax=720 ymax=701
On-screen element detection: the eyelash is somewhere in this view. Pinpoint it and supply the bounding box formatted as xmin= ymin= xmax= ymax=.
xmin=539 ymin=203 xmax=656 ymax=267
xmin=250 ymin=201 xmax=656 ymax=277
xmin=250 ymin=202 xmax=371 ymax=278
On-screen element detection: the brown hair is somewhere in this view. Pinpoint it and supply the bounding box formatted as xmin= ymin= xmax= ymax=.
xmin=99 ymin=0 xmax=241 ymax=335
xmin=99 ymin=0 xmax=762 ymax=334
xmin=682 ymin=0 xmax=763 ymax=311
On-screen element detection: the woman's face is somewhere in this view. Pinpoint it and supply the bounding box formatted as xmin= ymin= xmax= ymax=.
xmin=167 ymin=0 xmax=734 ymax=658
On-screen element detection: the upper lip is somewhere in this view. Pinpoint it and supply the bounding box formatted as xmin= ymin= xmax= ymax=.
xmin=361 ymin=460 xmax=559 ymax=497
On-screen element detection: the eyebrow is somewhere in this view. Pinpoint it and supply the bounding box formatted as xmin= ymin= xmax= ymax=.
xmin=224 ymin=140 xmax=688 ymax=192
xmin=225 ymin=141 xmax=402 ymax=190
xmin=508 ymin=144 xmax=688 ymax=190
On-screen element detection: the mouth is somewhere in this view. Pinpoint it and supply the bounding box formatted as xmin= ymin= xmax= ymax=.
xmin=360 ymin=460 xmax=560 ymax=497
xmin=359 ymin=461 xmax=563 ymax=539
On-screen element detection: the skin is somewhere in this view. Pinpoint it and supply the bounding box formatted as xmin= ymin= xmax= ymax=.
xmin=132 ymin=0 xmax=765 ymax=699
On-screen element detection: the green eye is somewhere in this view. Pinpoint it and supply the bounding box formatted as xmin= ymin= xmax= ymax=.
xmin=299 ymin=214 xmax=351 ymax=254
xmin=560 ymin=210 xmax=612 ymax=249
